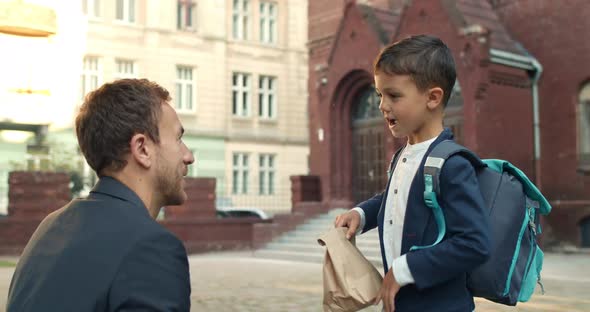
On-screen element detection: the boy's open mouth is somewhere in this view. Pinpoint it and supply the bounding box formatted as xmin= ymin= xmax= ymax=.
xmin=387 ymin=117 xmax=397 ymax=126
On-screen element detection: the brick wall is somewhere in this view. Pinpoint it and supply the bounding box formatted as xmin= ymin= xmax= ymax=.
xmin=495 ymin=0 xmax=590 ymax=244
xmin=0 ymin=171 xmax=70 ymax=254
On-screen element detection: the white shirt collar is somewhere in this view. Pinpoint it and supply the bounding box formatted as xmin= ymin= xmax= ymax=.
xmin=404 ymin=136 xmax=438 ymax=154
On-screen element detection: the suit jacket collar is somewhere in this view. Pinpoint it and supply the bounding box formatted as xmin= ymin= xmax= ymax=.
xmin=90 ymin=176 xmax=148 ymax=214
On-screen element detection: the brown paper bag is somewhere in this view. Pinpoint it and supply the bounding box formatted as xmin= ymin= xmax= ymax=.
xmin=318 ymin=227 xmax=383 ymax=312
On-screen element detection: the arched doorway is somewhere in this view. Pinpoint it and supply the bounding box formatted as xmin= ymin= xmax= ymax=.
xmin=351 ymin=86 xmax=387 ymax=203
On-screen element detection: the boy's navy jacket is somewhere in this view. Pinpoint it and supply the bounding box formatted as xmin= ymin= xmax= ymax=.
xmin=358 ymin=128 xmax=492 ymax=312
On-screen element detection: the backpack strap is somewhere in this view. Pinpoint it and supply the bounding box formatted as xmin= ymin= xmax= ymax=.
xmin=410 ymin=140 xmax=486 ymax=252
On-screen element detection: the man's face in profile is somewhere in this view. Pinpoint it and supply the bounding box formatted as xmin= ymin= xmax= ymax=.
xmin=154 ymin=104 xmax=194 ymax=206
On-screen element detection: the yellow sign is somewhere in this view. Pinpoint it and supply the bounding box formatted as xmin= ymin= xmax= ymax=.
xmin=0 ymin=1 xmax=56 ymax=37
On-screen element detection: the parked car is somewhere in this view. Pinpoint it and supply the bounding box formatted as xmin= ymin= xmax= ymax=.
xmin=216 ymin=207 xmax=270 ymax=220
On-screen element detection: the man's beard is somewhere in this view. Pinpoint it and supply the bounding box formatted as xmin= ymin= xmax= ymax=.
xmin=156 ymin=163 xmax=184 ymax=207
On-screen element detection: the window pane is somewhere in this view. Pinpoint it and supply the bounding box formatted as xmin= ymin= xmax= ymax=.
xmin=186 ymin=85 xmax=193 ymax=110
xmin=259 ymin=93 xmax=265 ymax=117
xmin=269 ymin=155 xmax=274 ymax=168
xmin=232 ymin=90 xmax=238 ymax=115
xmin=243 ymin=16 xmax=248 ymax=40
xmin=268 ymin=95 xmax=273 ymax=117
xmin=232 ymin=170 xmax=238 ymax=194
xmin=259 ymin=172 xmax=265 ymax=195
xmin=129 ymin=0 xmax=135 ymax=22
xmin=242 ymin=171 xmax=248 ymax=193
xmin=233 ymin=73 xmax=238 ymax=86
xmin=270 ymin=20 xmax=275 ymax=43
xmin=187 ymin=5 xmax=193 ymax=27
xmin=259 ymin=155 xmax=265 ymax=167
xmin=177 ymin=2 xmax=182 ymax=28
xmin=233 ymin=154 xmax=239 ymax=166
xmin=116 ymin=0 xmax=123 ymax=19
xmin=243 ymin=155 xmax=248 ymax=166
xmin=269 ymin=172 xmax=274 ymax=194
xmin=176 ymin=83 xmax=182 ymax=109
xmin=243 ymin=74 xmax=248 ymax=87
xmin=232 ymin=15 xmax=239 ymax=38
xmin=242 ymin=92 xmax=248 ymax=116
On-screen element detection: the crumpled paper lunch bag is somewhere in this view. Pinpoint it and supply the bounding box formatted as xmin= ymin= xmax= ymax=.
xmin=317 ymin=227 xmax=383 ymax=312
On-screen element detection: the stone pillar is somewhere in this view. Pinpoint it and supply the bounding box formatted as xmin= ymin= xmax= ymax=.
xmin=7 ymin=171 xmax=70 ymax=218
xmin=290 ymin=175 xmax=322 ymax=212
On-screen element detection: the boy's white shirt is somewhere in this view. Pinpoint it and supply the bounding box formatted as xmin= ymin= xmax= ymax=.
xmin=352 ymin=135 xmax=438 ymax=287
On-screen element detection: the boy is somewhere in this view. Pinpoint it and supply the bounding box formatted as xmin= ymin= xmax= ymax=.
xmin=335 ymin=35 xmax=491 ymax=312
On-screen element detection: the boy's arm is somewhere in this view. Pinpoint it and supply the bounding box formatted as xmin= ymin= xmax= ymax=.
xmin=405 ymin=155 xmax=492 ymax=290
xmin=355 ymin=192 xmax=384 ymax=233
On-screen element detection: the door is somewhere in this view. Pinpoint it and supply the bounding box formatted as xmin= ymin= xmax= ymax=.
xmin=351 ymin=86 xmax=386 ymax=204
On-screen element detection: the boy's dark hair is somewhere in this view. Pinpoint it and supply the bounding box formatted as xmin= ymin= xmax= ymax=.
xmin=374 ymin=34 xmax=457 ymax=106
xmin=75 ymin=78 xmax=170 ymax=175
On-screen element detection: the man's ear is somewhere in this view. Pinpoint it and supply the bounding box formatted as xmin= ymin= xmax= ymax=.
xmin=129 ymin=133 xmax=152 ymax=169
xmin=426 ymin=87 xmax=444 ymax=110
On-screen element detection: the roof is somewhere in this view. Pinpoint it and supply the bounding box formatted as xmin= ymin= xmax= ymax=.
xmin=358 ymin=4 xmax=401 ymax=45
xmin=446 ymin=0 xmax=528 ymax=55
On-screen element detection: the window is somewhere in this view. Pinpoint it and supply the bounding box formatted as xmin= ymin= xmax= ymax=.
xmin=258 ymin=76 xmax=276 ymax=119
xmin=232 ymin=153 xmax=249 ymax=194
xmin=177 ymin=0 xmax=196 ymax=30
xmin=116 ymin=0 xmax=135 ymax=23
xmin=232 ymin=72 xmax=251 ymax=117
xmin=232 ymin=0 xmax=249 ymax=39
xmin=259 ymin=1 xmax=277 ymax=44
xmin=175 ymin=66 xmax=194 ymax=111
xmin=579 ymin=82 xmax=590 ymax=169
xmin=82 ymin=0 xmax=100 ymax=17
xmin=115 ymin=59 xmax=136 ymax=79
xmin=81 ymin=56 xmax=100 ymax=99
xmin=259 ymin=154 xmax=275 ymax=195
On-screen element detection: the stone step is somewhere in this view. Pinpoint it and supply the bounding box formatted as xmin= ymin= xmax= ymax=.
xmin=254 ymin=249 xmax=383 ymax=268
xmin=265 ymin=241 xmax=382 ymax=256
xmin=255 ymin=208 xmax=384 ymax=268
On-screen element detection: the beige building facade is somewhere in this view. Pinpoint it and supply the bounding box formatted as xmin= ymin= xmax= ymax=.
xmin=81 ymin=0 xmax=310 ymax=213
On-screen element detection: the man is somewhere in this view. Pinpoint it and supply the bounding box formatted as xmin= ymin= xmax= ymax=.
xmin=7 ymin=79 xmax=195 ymax=311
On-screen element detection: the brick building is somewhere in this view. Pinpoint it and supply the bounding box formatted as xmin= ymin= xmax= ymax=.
xmin=308 ymin=0 xmax=590 ymax=246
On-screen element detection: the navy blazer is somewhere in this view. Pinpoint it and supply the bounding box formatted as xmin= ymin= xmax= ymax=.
xmin=358 ymin=129 xmax=491 ymax=312
xmin=7 ymin=177 xmax=191 ymax=312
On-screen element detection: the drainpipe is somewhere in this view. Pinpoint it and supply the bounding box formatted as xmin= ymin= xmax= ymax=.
xmin=489 ymin=48 xmax=543 ymax=189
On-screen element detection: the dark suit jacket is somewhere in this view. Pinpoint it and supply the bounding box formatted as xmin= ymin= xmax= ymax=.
xmin=7 ymin=177 xmax=191 ymax=312
xmin=358 ymin=129 xmax=491 ymax=312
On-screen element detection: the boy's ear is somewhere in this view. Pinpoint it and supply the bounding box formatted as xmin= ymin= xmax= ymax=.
xmin=426 ymin=87 xmax=444 ymax=110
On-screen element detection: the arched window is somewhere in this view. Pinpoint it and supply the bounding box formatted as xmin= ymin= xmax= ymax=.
xmin=352 ymin=86 xmax=381 ymax=122
xmin=578 ymin=82 xmax=590 ymax=169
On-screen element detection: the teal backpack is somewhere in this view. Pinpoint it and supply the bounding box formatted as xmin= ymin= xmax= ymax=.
xmin=410 ymin=140 xmax=552 ymax=305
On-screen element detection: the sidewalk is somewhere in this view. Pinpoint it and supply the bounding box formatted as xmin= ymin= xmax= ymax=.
xmin=1 ymin=252 xmax=589 ymax=311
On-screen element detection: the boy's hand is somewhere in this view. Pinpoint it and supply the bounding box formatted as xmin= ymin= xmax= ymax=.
xmin=374 ymin=269 xmax=401 ymax=312
xmin=334 ymin=211 xmax=361 ymax=240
